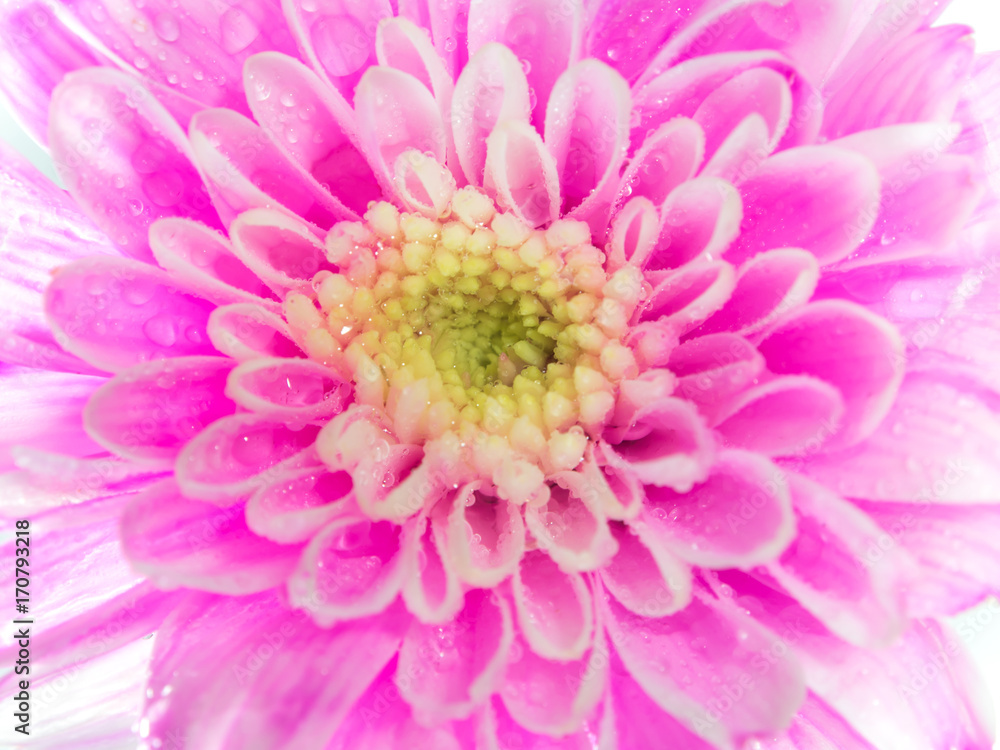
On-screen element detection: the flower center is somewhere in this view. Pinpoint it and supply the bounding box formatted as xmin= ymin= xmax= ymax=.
xmin=286 ymin=187 xmax=645 ymax=496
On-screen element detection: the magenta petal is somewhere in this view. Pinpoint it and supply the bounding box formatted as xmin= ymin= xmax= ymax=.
xmin=645 ymin=179 xmax=743 ymax=271
xmin=729 ymin=146 xmax=881 ymax=266
xmin=149 ymin=217 xmax=277 ymax=304
xmin=206 ymin=302 xmax=303 ymax=361
xmin=642 ymin=449 xmax=795 ymax=569
xmin=764 ymin=474 xmax=909 ymax=648
xmin=246 ymin=465 xmax=354 ymax=544
xmin=452 ymin=43 xmax=531 ymax=186
xmin=603 ymin=587 xmax=806 ymax=747
xmin=189 ymin=108 xmax=349 ymax=229
xmin=396 ymin=588 xmax=513 ymax=721
xmin=225 ymin=356 xmax=348 ymax=422
xmin=712 ymin=375 xmax=844 ymax=457
xmin=283 ymin=0 xmax=392 ymax=98
xmin=229 ymin=208 xmax=336 ymax=295
xmin=544 ymin=59 xmax=630 ymax=221
xmin=122 ymin=479 xmax=300 ymax=594
xmin=615 ymin=118 xmax=705 ymax=212
xmin=44 ymin=255 xmax=217 ymax=373
xmin=49 ymin=68 xmax=220 ymax=261
xmin=694 ymin=66 xmax=792 ymax=160
xmin=354 ymin=66 xmax=447 ymax=193
xmin=601 ymin=521 xmax=692 ymax=618
xmin=637 ymin=260 xmax=737 ymax=334
xmin=484 ymin=120 xmax=561 ymax=228
xmin=467 ymin=0 xmax=583 ymax=126
xmin=585 ymin=0 xmax=693 ymax=83
xmin=670 ymin=332 xmax=765 ymax=419
xmin=175 ymin=413 xmax=320 ymax=503
xmin=606 ymin=396 xmax=714 ymax=492
xmin=446 ymin=481 xmax=525 ymax=587
xmin=700 ymin=112 xmax=773 ymax=186
xmin=288 ymin=514 xmax=405 ymax=624
xmin=243 ymin=52 xmax=382 ymax=216
xmin=695 ymin=247 xmax=819 ymax=338
xmin=524 ymin=473 xmax=618 ymax=572
xmin=605 ymin=197 xmax=659 ymax=273
xmin=610 ymin=663 xmax=715 ymax=750
xmin=143 ymin=592 xmax=407 ymax=749
xmin=84 ymin=356 xmax=235 ymax=462
xmin=756 ymin=300 xmax=904 ymax=448
xmin=513 ymin=550 xmax=594 ymax=661
xmin=400 ymin=506 xmax=464 ymax=623
xmin=500 ymin=627 xmax=609 ymax=737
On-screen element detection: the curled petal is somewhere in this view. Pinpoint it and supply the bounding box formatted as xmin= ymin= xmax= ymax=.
xmin=452 ymin=43 xmax=531 ymax=186
xmin=605 ymin=196 xmax=659 ymax=272
xmin=669 ymin=333 xmax=765 ymax=418
xmin=636 ymin=260 xmax=737 ymax=334
xmin=700 ymin=113 xmax=773 ymax=186
xmin=175 ymin=413 xmax=320 ymax=504
xmin=45 ymin=256 xmax=216 ymax=373
xmin=645 ymin=178 xmax=743 ymax=271
xmin=393 ymin=150 xmax=457 ymax=219
xmin=615 ymin=119 xmax=705 ymax=212
xmin=396 ymin=588 xmax=513 ymax=721
xmin=400 ymin=507 xmax=464 ymax=623
xmin=693 ymin=66 xmax=792 ymax=158
xmin=484 ymin=120 xmax=561 ymax=228
xmin=289 ymin=514 xmax=406 ymax=625
xmin=246 ymin=465 xmax=355 ymax=544
xmin=207 ymin=302 xmax=303 ymax=361
xmin=513 ymin=550 xmax=594 ymax=661
xmin=642 ymin=449 xmax=795 ymax=569
xmin=84 ymin=356 xmax=236 ymax=462
xmin=226 ymin=356 xmax=348 ymax=422
xmin=243 ymin=51 xmax=382 ymax=215
xmin=446 ymin=481 xmax=525 ymax=587
xmin=601 ymin=521 xmax=692 ymax=618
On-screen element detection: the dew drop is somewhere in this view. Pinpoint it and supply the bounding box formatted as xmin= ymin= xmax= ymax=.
xmin=220 ymin=7 xmax=260 ymax=54
xmin=143 ymin=315 xmax=177 ymax=347
xmin=154 ymin=11 xmax=181 ymax=41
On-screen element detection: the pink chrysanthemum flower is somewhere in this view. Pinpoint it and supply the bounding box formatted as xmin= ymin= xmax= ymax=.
xmin=2 ymin=0 xmax=1000 ymax=747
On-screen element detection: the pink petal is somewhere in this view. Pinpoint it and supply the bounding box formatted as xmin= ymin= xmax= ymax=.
xmin=143 ymin=592 xmax=407 ymax=749
xmin=615 ymin=118 xmax=705 ymax=213
xmin=500 ymin=627 xmax=609 ymax=736
xmin=644 ymin=179 xmax=743 ymax=271
xmin=798 ymin=376 xmax=1000 ymax=505
xmin=49 ymin=68 xmax=220 ymax=261
xmin=604 ymin=197 xmax=659 ymax=273
xmin=174 ymin=413 xmax=320 ymax=504
xmin=578 ymin=442 xmax=644 ymax=521
xmin=399 ymin=506 xmax=464 ymax=623
xmin=288 ymin=514 xmax=406 ymax=624
xmin=44 ymin=255 xmax=218 ymax=373
xmin=84 ymin=356 xmax=235 ymax=462
xmin=485 ymin=693 xmax=613 ymax=748
xmin=524 ymin=473 xmax=618 ymax=572
xmin=765 ymin=474 xmax=909 ymax=648
xmin=189 ymin=107 xmax=350 ymax=229
xmin=354 ymin=66 xmax=447 ymax=193
xmin=445 ymin=481 xmax=525 ymax=587
xmin=392 ymin=151 xmax=458 ymax=219
xmin=601 ymin=521 xmax=692 ymax=618
xmin=823 ymin=25 xmax=974 ymax=139
xmin=225 ymin=356 xmax=348 ymax=422
xmin=452 ymin=43 xmax=531 ymax=187
xmin=756 ymin=300 xmax=904 ymax=448
xmin=637 ymin=261 xmax=737 ymax=334
xmin=641 ymin=449 xmax=795 ymax=569
xmin=712 ymin=375 xmax=844 ymax=457
xmin=729 ymin=146 xmax=881 ymax=266
xmin=466 ymin=0 xmax=583 ymax=125
xmin=693 ymin=66 xmax=792 ymax=159
xmin=749 ymin=693 xmax=879 ymax=750
xmin=669 ymin=332 xmax=765 ymax=419
xmin=700 ymin=112 xmax=773 ymax=186
xmin=246 ymin=465 xmax=355 ymax=544
xmin=483 ymin=120 xmax=561 ymax=228
xmin=121 ymin=479 xmax=301 ymax=594
xmin=854 ymin=499 xmax=1000 ymax=616
xmin=0 ymin=1 xmax=101 ymax=144
xmin=605 ymin=396 xmax=714 ymax=492
xmin=603 ymin=586 xmax=806 ymax=747
xmin=513 ymin=550 xmax=594 ymax=661
xmin=428 ymin=0 xmax=473 ymax=78
xmin=396 ymin=588 xmax=513 ymax=720
xmin=150 ymin=217 xmax=277 ymax=306
xmin=243 ymin=51 xmax=382 ymax=216
xmin=207 ymin=302 xmax=303 ymax=361
xmin=228 ymin=208 xmax=336 ymax=295
xmin=544 ymin=59 xmax=630 ymax=222
xmin=694 ymin=247 xmax=819 ymax=337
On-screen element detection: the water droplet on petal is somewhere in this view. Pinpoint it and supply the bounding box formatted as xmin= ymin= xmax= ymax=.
xmin=220 ymin=7 xmax=260 ymax=54
xmin=143 ymin=315 xmax=177 ymax=347
xmin=154 ymin=11 xmax=181 ymax=41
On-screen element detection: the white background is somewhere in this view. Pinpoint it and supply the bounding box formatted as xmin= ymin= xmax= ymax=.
xmin=0 ymin=0 xmax=999 ymax=746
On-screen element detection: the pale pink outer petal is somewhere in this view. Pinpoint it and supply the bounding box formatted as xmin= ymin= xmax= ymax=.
xmin=142 ymin=591 xmax=408 ymax=749
xmin=49 ymin=68 xmax=220 ymax=261
xmin=483 ymin=120 xmax=561 ymax=228
xmin=121 ymin=479 xmax=301 ymax=595
xmin=603 ymin=585 xmax=806 ymax=748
